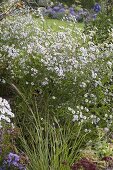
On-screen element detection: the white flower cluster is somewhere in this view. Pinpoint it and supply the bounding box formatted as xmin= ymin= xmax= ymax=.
xmin=68 ymin=105 xmax=100 ymax=125
xmin=0 ymin=14 xmax=113 ymax=81
xmin=0 ymin=97 xmax=14 ymax=128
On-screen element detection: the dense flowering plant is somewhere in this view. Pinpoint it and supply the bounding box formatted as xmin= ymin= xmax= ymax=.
xmin=0 ymin=12 xmax=113 ymax=139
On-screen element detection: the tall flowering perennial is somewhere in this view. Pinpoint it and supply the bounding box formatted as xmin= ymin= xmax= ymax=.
xmin=0 ymin=13 xmax=113 ymax=137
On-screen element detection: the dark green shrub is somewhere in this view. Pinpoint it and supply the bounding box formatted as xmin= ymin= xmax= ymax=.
xmin=80 ymin=0 xmax=95 ymax=9
xmin=53 ymin=0 xmax=98 ymax=9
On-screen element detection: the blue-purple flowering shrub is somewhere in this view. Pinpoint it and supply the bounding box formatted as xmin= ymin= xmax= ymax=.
xmin=37 ymin=2 xmax=103 ymax=23
xmin=44 ymin=4 xmax=89 ymax=22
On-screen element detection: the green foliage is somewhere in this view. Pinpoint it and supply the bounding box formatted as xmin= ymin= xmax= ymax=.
xmin=0 ymin=128 xmax=16 ymax=164
xmin=91 ymin=128 xmax=113 ymax=158
xmin=85 ymin=13 xmax=113 ymax=43
xmin=79 ymin=128 xmax=113 ymax=169
xmin=52 ymin=0 xmax=75 ymax=6
xmin=53 ymin=0 xmax=97 ymax=9
xmin=80 ymin=0 xmax=95 ymax=9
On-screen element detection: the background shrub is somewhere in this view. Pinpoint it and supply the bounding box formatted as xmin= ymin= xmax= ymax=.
xmin=84 ymin=0 xmax=113 ymax=43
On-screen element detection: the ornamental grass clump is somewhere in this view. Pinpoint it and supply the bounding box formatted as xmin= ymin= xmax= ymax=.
xmin=18 ymin=94 xmax=85 ymax=170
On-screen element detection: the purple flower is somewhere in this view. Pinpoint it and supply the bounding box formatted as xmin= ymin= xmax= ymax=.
xmin=70 ymin=10 xmax=75 ymax=16
xmin=69 ymin=7 xmax=74 ymax=11
xmin=53 ymin=6 xmax=60 ymax=12
xmin=47 ymin=7 xmax=53 ymax=13
xmin=4 ymin=152 xmax=26 ymax=170
xmin=6 ymin=152 xmax=20 ymax=165
xmin=50 ymin=10 xmax=57 ymax=18
xmin=58 ymin=8 xmax=65 ymax=13
xmin=58 ymin=3 xmax=63 ymax=8
xmin=69 ymin=7 xmax=75 ymax=16
xmin=93 ymin=14 xmax=97 ymax=19
xmin=93 ymin=3 xmax=101 ymax=13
